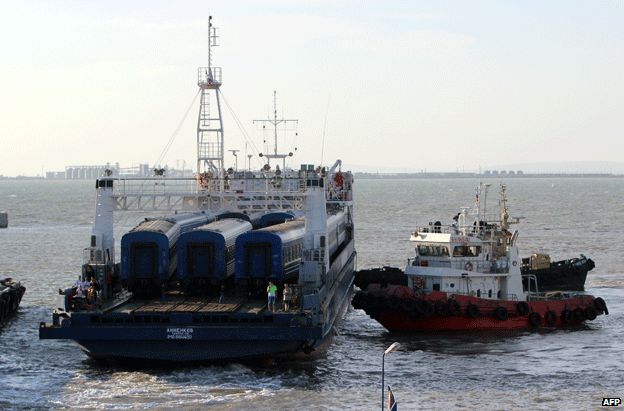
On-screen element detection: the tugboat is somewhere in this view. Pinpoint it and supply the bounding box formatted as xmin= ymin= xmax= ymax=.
xmin=353 ymin=184 xmax=608 ymax=330
xmin=521 ymin=253 xmax=594 ymax=291
xmin=0 ymin=278 xmax=25 ymax=322
xmin=39 ymin=17 xmax=356 ymax=362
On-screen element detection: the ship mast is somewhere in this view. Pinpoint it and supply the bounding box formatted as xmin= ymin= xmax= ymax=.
xmin=197 ymin=16 xmax=224 ymax=183
xmin=253 ymin=91 xmax=298 ymax=171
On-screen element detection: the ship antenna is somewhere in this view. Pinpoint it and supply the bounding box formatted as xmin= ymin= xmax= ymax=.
xmin=208 ymin=16 xmax=211 ymax=72
xmin=253 ymin=91 xmax=298 ymax=170
xmin=320 ymin=94 xmax=330 ymax=166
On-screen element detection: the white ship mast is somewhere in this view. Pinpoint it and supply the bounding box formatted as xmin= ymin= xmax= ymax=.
xmin=253 ymin=91 xmax=298 ymax=171
xmin=197 ymin=16 xmax=224 ymax=180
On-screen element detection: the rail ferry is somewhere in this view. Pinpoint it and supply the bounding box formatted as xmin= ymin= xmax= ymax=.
xmin=353 ymin=184 xmax=608 ymax=331
xmin=39 ymin=17 xmax=356 ymax=362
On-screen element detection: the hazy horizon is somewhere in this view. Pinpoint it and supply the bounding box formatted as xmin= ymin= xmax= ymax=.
xmin=1 ymin=1 xmax=622 ymax=177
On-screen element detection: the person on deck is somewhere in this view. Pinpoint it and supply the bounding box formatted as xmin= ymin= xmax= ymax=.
xmin=267 ymin=281 xmax=277 ymax=312
xmin=283 ymin=284 xmax=292 ymax=311
xmin=218 ymin=284 xmax=225 ymax=304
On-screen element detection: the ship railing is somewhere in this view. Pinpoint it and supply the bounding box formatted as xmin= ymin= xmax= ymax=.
xmin=197 ymin=66 xmax=222 ymax=86
xmin=83 ymin=247 xmax=105 ymax=265
xmin=304 ymin=248 xmax=326 ymax=263
xmin=108 ymin=177 xmax=310 ymax=210
xmin=111 ymin=177 xmax=310 ymax=195
xmin=522 ymin=274 xmax=539 ymax=294
xmin=413 ymin=222 xmax=500 ymax=236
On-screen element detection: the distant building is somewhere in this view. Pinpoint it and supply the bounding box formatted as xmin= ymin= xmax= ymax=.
xmin=46 ymin=163 xmax=192 ymax=179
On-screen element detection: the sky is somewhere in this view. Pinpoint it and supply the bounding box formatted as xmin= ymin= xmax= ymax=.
xmin=0 ymin=0 xmax=622 ymax=176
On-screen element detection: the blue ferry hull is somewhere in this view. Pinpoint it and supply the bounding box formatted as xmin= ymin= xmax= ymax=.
xmin=40 ymin=245 xmax=355 ymax=362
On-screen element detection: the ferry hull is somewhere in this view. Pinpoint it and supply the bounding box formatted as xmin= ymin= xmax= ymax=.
xmin=40 ymin=247 xmax=355 ymax=362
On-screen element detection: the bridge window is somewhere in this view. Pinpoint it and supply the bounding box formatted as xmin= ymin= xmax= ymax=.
xmin=416 ymin=245 xmax=449 ymax=257
xmin=452 ymin=246 xmax=481 ymax=257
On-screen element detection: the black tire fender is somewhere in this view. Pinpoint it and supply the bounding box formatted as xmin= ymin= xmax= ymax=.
xmin=528 ymin=312 xmax=541 ymax=327
xmin=516 ymin=301 xmax=530 ymax=316
xmin=448 ymin=299 xmax=461 ymax=316
xmin=494 ymin=306 xmax=508 ymax=321
xmin=434 ymin=300 xmax=450 ymax=316
xmin=585 ymin=306 xmax=597 ymax=321
xmin=544 ymin=310 xmax=557 ymax=326
xmin=593 ymin=297 xmax=608 ymax=315
xmin=466 ymin=304 xmax=479 ymax=318
xmin=560 ymin=309 xmax=573 ymax=324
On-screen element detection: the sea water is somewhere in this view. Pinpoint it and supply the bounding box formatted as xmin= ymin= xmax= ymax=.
xmin=0 ymin=178 xmax=622 ymax=410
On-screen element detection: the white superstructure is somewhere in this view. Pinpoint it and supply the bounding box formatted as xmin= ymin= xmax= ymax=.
xmin=405 ymin=184 xmax=526 ymax=301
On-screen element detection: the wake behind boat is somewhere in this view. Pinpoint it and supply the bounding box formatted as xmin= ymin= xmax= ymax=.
xmin=353 ymin=183 xmax=608 ymax=331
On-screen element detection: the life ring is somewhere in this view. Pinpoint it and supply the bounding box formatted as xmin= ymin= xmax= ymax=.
xmin=516 ymin=301 xmax=530 ymax=316
xmin=466 ymin=304 xmax=479 ymax=318
xmin=528 ymin=312 xmax=541 ymax=327
xmin=544 ymin=310 xmax=557 ymax=326
xmin=448 ymin=299 xmax=461 ymax=316
xmin=464 ymin=262 xmax=474 ymax=271
xmin=512 ymin=261 xmax=518 ymax=267
xmin=560 ymin=309 xmax=573 ymax=324
xmin=494 ymin=306 xmax=509 ymax=321
xmin=334 ymin=172 xmax=344 ymax=187
xmin=573 ymin=307 xmax=586 ymax=322
xmin=593 ymin=297 xmax=608 ymax=315
xmin=584 ymin=306 xmax=597 ymax=321
xmin=414 ymin=277 xmax=426 ymax=289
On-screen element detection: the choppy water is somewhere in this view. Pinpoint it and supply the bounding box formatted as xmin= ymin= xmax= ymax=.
xmin=0 ymin=178 xmax=622 ymax=410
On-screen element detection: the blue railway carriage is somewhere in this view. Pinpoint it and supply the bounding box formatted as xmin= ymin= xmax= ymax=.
xmin=177 ymin=218 xmax=253 ymax=294
xmin=258 ymin=211 xmax=297 ymax=228
xmin=234 ymin=220 xmax=305 ymax=289
xmin=120 ymin=212 xmax=216 ymax=298
xmin=325 ymin=211 xmax=348 ymax=259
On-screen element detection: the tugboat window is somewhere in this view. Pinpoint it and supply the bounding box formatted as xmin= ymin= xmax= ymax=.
xmin=417 ymin=245 xmax=449 ymax=257
xmin=452 ymin=246 xmax=481 ymax=257
xmin=433 ymin=283 xmax=440 ymax=291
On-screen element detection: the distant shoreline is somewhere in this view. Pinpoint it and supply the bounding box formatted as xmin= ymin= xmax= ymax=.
xmin=1 ymin=172 xmax=622 ymax=180
xmin=354 ymin=172 xmax=623 ymax=179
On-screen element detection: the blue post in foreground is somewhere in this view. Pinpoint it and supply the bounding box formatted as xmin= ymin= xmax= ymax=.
xmin=381 ymin=342 xmax=401 ymax=411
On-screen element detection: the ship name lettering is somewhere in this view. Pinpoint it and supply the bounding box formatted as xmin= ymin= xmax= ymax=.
xmin=166 ymin=327 xmax=194 ymax=340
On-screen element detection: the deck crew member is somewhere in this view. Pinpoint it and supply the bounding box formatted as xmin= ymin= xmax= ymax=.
xmin=267 ymin=281 xmax=277 ymax=312
xmin=283 ymin=284 xmax=292 ymax=311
